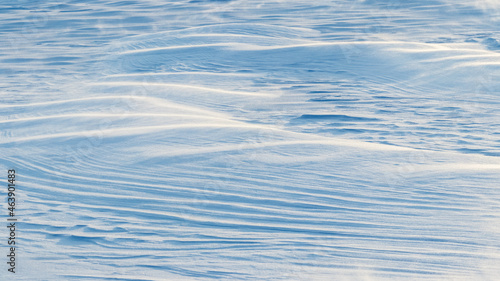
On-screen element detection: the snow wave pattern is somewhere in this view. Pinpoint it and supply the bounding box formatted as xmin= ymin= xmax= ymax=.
xmin=1 ymin=0 xmax=500 ymax=280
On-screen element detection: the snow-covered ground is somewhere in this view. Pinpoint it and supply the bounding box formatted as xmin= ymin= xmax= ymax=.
xmin=1 ymin=1 xmax=500 ymax=280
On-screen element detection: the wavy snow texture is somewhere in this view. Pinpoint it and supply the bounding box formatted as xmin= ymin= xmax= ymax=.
xmin=1 ymin=0 xmax=500 ymax=280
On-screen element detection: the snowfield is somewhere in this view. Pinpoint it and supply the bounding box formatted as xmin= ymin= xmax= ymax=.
xmin=1 ymin=0 xmax=500 ymax=280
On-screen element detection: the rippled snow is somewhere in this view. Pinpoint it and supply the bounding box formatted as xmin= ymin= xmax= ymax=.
xmin=1 ymin=1 xmax=500 ymax=280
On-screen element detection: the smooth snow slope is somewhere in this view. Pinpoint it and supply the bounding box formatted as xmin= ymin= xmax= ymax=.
xmin=1 ymin=0 xmax=500 ymax=280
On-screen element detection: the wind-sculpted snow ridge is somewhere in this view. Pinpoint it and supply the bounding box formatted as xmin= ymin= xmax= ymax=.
xmin=99 ymin=25 xmax=500 ymax=157
xmin=1 ymin=0 xmax=500 ymax=280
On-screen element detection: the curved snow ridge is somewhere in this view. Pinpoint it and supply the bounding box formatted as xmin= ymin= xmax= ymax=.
xmin=135 ymin=139 xmax=412 ymax=160
xmin=0 ymin=123 xmax=271 ymax=144
xmin=106 ymin=71 xmax=258 ymax=78
xmin=91 ymin=81 xmax=276 ymax=97
xmin=410 ymin=163 xmax=500 ymax=172
xmin=0 ymin=113 xmax=234 ymax=124
xmin=0 ymin=120 xmax=414 ymax=154
xmin=222 ymin=41 xmax=452 ymax=51
xmin=0 ymin=95 xmax=229 ymax=117
xmin=116 ymin=40 xmax=441 ymax=55
xmin=110 ymin=23 xmax=321 ymax=50
xmin=118 ymin=43 xmax=238 ymax=55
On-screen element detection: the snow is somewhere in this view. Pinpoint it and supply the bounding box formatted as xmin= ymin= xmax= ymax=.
xmin=1 ymin=0 xmax=500 ymax=280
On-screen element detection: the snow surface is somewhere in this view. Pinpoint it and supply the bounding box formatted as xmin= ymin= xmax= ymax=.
xmin=1 ymin=0 xmax=500 ymax=280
